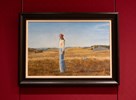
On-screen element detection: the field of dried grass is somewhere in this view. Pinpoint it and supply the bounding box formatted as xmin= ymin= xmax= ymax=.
xmin=28 ymin=47 xmax=110 ymax=76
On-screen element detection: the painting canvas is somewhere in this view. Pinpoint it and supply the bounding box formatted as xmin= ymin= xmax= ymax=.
xmin=27 ymin=20 xmax=111 ymax=78
xmin=19 ymin=13 xmax=119 ymax=86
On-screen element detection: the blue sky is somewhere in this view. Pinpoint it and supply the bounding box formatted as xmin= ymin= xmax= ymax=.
xmin=28 ymin=21 xmax=110 ymax=48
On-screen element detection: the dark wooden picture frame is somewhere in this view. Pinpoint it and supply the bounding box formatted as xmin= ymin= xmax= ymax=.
xmin=19 ymin=12 xmax=119 ymax=86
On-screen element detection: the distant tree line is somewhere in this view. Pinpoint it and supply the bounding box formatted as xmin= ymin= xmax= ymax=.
xmin=90 ymin=45 xmax=110 ymax=50
xmin=28 ymin=48 xmax=43 ymax=53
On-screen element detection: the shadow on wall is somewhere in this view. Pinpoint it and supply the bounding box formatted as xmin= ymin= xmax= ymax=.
xmin=20 ymin=86 xmax=117 ymax=95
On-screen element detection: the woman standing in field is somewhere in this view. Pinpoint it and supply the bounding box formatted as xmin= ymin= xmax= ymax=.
xmin=59 ymin=33 xmax=65 ymax=73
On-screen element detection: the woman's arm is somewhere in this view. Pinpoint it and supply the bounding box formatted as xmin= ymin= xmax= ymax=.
xmin=62 ymin=40 xmax=65 ymax=54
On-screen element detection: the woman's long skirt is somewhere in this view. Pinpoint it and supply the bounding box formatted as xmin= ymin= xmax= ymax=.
xmin=59 ymin=48 xmax=65 ymax=72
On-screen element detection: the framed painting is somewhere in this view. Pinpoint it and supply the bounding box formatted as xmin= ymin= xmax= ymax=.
xmin=19 ymin=12 xmax=119 ymax=86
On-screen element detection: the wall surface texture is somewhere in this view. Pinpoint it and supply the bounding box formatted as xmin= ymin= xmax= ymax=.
xmin=0 ymin=0 xmax=136 ymax=100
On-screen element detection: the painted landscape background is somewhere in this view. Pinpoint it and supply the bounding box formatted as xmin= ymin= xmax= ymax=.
xmin=28 ymin=46 xmax=110 ymax=76
xmin=27 ymin=21 xmax=111 ymax=76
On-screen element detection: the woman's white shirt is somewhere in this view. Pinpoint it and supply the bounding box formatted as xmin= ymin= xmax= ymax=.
xmin=59 ymin=39 xmax=65 ymax=51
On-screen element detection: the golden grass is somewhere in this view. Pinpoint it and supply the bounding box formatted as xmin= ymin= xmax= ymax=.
xmin=28 ymin=48 xmax=110 ymax=76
